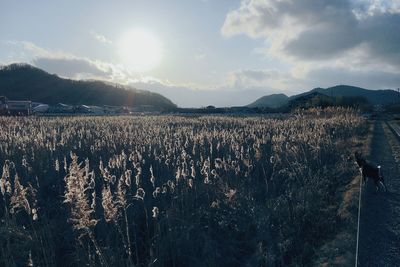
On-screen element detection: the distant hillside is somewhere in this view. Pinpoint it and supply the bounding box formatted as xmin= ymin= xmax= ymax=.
xmin=249 ymin=85 xmax=400 ymax=108
xmin=0 ymin=63 xmax=177 ymax=109
xmin=287 ymin=92 xmax=330 ymax=109
xmin=304 ymin=85 xmax=399 ymax=106
xmin=287 ymin=91 xmax=372 ymax=110
xmin=247 ymin=93 xmax=289 ymax=108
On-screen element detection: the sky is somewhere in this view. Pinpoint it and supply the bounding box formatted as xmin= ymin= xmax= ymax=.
xmin=1 ymin=0 xmax=399 ymax=107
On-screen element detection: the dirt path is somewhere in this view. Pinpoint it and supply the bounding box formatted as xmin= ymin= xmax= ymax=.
xmin=358 ymin=120 xmax=400 ymax=266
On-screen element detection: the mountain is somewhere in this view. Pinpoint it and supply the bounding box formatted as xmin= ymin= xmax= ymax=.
xmin=0 ymin=63 xmax=177 ymax=109
xmin=287 ymin=92 xmax=330 ymax=109
xmin=301 ymin=85 xmax=399 ymax=106
xmin=247 ymin=93 xmax=289 ymax=108
xmin=249 ymin=85 xmax=400 ymax=108
xmin=287 ymin=91 xmax=372 ymax=110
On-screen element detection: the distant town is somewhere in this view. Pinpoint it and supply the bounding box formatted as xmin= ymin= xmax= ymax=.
xmin=0 ymin=95 xmax=278 ymax=116
xmin=0 ymin=96 xmax=164 ymax=116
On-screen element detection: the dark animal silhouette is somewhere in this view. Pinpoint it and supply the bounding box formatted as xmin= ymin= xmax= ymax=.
xmin=354 ymin=152 xmax=387 ymax=192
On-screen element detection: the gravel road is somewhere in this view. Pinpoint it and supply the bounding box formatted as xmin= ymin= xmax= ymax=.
xmin=358 ymin=120 xmax=400 ymax=266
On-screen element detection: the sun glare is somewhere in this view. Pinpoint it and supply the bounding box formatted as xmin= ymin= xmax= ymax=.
xmin=118 ymin=29 xmax=162 ymax=72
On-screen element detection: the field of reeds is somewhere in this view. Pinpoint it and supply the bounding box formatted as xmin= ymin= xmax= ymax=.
xmin=0 ymin=108 xmax=367 ymax=267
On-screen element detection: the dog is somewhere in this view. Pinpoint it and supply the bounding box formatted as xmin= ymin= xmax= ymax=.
xmin=354 ymin=152 xmax=387 ymax=192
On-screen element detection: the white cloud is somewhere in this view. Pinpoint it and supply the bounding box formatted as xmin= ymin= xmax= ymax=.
xmin=91 ymin=32 xmax=112 ymax=44
xmin=0 ymin=40 xmax=132 ymax=83
xmin=226 ymin=69 xmax=304 ymax=92
xmin=33 ymin=57 xmax=112 ymax=79
xmin=4 ymin=40 xmax=69 ymax=59
xmin=307 ymin=67 xmax=400 ymax=89
xmin=222 ymin=1 xmax=400 ymax=65
xmin=221 ymin=0 xmax=400 ymax=92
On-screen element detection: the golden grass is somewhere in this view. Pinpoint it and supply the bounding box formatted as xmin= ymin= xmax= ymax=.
xmin=313 ymin=121 xmax=373 ymax=267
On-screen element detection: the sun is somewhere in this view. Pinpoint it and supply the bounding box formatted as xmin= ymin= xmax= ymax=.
xmin=118 ymin=29 xmax=162 ymax=72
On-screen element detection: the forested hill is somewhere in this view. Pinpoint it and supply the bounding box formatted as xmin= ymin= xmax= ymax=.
xmin=0 ymin=63 xmax=177 ymax=109
xmin=305 ymin=85 xmax=399 ymax=105
xmin=247 ymin=93 xmax=289 ymax=108
xmin=249 ymin=85 xmax=400 ymax=108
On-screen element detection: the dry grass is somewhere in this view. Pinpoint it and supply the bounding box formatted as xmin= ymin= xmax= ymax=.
xmin=313 ymin=121 xmax=373 ymax=267
xmin=0 ymin=108 xmax=367 ymax=266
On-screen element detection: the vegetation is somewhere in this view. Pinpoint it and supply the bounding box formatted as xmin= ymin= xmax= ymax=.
xmin=288 ymin=92 xmax=373 ymax=111
xmin=0 ymin=108 xmax=366 ymax=266
xmin=249 ymin=85 xmax=400 ymax=109
xmin=385 ymin=103 xmax=400 ymax=113
xmin=0 ymin=64 xmax=176 ymax=110
xmin=247 ymin=94 xmax=289 ymax=109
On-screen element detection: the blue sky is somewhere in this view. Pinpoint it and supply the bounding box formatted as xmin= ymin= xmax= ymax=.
xmin=1 ymin=0 xmax=400 ymax=107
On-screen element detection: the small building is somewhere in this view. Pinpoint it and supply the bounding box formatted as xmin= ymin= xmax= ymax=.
xmin=7 ymin=100 xmax=32 ymax=115
xmin=32 ymin=104 xmax=50 ymax=114
xmin=74 ymin=105 xmax=92 ymax=114
xmin=74 ymin=105 xmax=107 ymax=115
xmin=88 ymin=105 xmax=106 ymax=115
xmin=0 ymin=96 xmax=33 ymax=115
xmin=49 ymin=103 xmax=74 ymax=113
xmin=103 ymin=105 xmax=123 ymax=114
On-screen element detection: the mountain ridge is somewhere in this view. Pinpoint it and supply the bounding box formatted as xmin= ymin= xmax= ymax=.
xmin=247 ymin=93 xmax=289 ymax=108
xmin=249 ymin=85 xmax=400 ymax=108
xmin=0 ymin=63 xmax=177 ymax=109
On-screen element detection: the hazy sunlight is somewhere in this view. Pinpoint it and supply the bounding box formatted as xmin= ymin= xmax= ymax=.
xmin=118 ymin=29 xmax=162 ymax=72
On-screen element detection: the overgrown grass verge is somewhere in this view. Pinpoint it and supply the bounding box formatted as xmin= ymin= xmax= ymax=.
xmin=313 ymin=121 xmax=373 ymax=266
